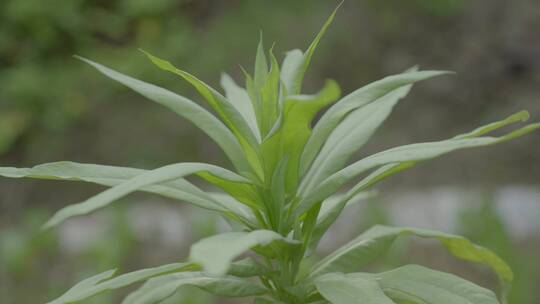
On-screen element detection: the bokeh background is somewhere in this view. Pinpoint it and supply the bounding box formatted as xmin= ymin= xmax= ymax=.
xmin=1 ymin=0 xmax=539 ymax=303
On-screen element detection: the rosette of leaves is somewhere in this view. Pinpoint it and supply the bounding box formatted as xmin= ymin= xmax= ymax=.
xmin=1 ymin=6 xmax=538 ymax=304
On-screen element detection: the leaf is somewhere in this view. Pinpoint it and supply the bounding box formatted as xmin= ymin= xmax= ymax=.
xmin=221 ymin=73 xmax=261 ymax=142
xmin=280 ymin=49 xmax=303 ymax=95
xmin=75 ymin=56 xmax=251 ymax=175
xmin=141 ymin=50 xmax=264 ymax=181
xmin=43 ymin=162 xmax=251 ymax=229
xmin=308 ymin=225 xmax=513 ymax=286
xmin=47 ymin=263 xmax=197 ymax=304
xmin=307 ymin=191 xmax=374 ymax=252
xmin=305 ymin=111 xmax=534 ymax=241
xmin=259 ymin=51 xmax=282 ymax=136
xmin=254 ymin=298 xmax=286 ymax=304
xmin=295 ymin=120 xmax=540 ymax=217
xmin=299 ymin=68 xmax=417 ymax=196
xmin=299 ymin=70 xmax=452 ymax=178
xmin=262 ymin=80 xmax=341 ymax=194
xmin=227 ymin=258 xmax=269 ymax=278
xmin=314 ymin=272 xmax=395 ymax=304
xmin=282 ymin=3 xmax=341 ymax=95
xmin=189 ymin=230 xmax=299 ymax=276
xmin=122 ymin=272 xmax=267 ymax=304
xmin=0 ymin=161 xmax=253 ymax=219
xmin=372 ymin=265 xmax=500 ymax=304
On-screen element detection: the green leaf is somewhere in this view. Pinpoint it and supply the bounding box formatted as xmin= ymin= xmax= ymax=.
xmin=221 ymin=73 xmax=261 ymax=142
xmin=299 ymin=70 xmax=452 ymax=178
xmin=75 ymin=56 xmax=251 ymax=175
xmin=254 ymin=33 xmax=269 ymax=90
xmin=189 ymin=230 xmax=299 ymax=276
xmin=299 ymin=68 xmax=417 ymax=196
xmin=296 ymin=120 xmax=540 ymax=217
xmin=254 ymin=298 xmax=286 ymax=304
xmin=280 ymin=49 xmax=303 ymax=95
xmin=259 ymin=50 xmax=282 ymax=136
xmin=314 ymin=272 xmax=395 ymax=304
xmin=372 ymin=265 xmax=500 ymax=304
xmin=122 ymin=272 xmax=267 ymax=304
xmin=307 ymin=191 xmax=374 ymax=252
xmin=305 ymin=111 xmax=534 ymax=240
xmin=0 ymin=162 xmax=253 ymax=221
xmin=308 ymin=225 xmax=513 ymax=286
xmin=227 ymin=258 xmax=269 ymax=278
xmin=48 ymin=263 xmax=197 ymax=304
xmin=141 ymin=50 xmax=264 ymax=181
xmin=43 ymin=162 xmax=251 ymax=229
xmin=262 ymin=80 xmax=341 ymax=194
xmin=282 ymin=3 xmax=341 ymax=95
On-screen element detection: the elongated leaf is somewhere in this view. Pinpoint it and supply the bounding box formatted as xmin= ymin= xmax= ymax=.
xmin=262 ymin=80 xmax=341 ymax=194
xmin=299 ymin=70 xmax=451 ymax=178
xmin=48 ymin=263 xmax=197 ymax=304
xmin=221 ymin=73 xmax=261 ymax=142
xmin=299 ymin=68 xmax=417 ymax=196
xmin=296 ymin=121 xmax=540 ymax=216
xmin=122 ymin=272 xmax=266 ymax=304
xmin=307 ymin=191 xmax=374 ymax=252
xmin=249 ymin=34 xmax=269 ymax=132
xmin=306 ymin=111 xmax=534 ymax=239
xmin=305 ymin=163 xmax=413 ymax=253
xmin=141 ymin=50 xmax=264 ymax=181
xmin=189 ymin=230 xmax=299 ymax=276
xmin=280 ymin=49 xmax=303 ymax=95
xmin=0 ymin=161 xmax=251 ymax=217
xmin=254 ymin=298 xmax=287 ymax=304
xmin=372 ymin=265 xmax=500 ymax=304
xmin=314 ymin=272 xmax=395 ymax=304
xmin=43 ymin=162 xmax=251 ymax=229
xmin=259 ymin=51 xmax=281 ymax=136
xmin=283 ymin=4 xmax=341 ymax=95
xmin=76 ymin=56 xmax=251 ymax=174
xmin=227 ymin=258 xmax=269 ymax=278
xmin=309 ymin=225 xmax=513 ymax=285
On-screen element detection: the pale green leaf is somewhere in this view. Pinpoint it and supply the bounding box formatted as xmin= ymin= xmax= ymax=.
xmin=75 ymin=56 xmax=251 ymax=175
xmin=299 ymin=70 xmax=452 ymax=178
xmin=314 ymin=272 xmax=395 ymax=304
xmin=227 ymin=258 xmax=269 ymax=278
xmin=283 ymin=3 xmax=341 ymax=95
xmin=308 ymin=225 xmax=513 ymax=285
xmin=306 ymin=111 xmax=534 ymax=236
xmin=189 ymin=230 xmax=299 ymax=276
xmin=48 ymin=263 xmax=197 ymax=304
xmin=259 ymin=50 xmax=281 ymax=136
xmin=280 ymin=49 xmax=303 ymax=95
xmin=307 ymin=191 xmax=375 ymax=252
xmin=0 ymin=161 xmax=253 ymax=221
xmin=262 ymin=80 xmax=341 ymax=194
xmin=140 ymin=50 xmax=264 ymax=181
xmin=373 ymin=265 xmax=500 ymax=304
xmin=122 ymin=272 xmax=266 ymax=304
xmin=296 ymin=121 xmax=540 ymax=216
xmin=221 ymin=73 xmax=261 ymax=142
xmin=43 ymin=162 xmax=251 ymax=229
xmin=299 ymin=68 xmax=417 ymax=196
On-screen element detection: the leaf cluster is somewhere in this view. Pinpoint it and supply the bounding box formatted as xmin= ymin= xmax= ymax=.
xmin=1 ymin=5 xmax=538 ymax=304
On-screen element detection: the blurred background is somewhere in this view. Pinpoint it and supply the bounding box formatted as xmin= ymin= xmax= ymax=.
xmin=0 ymin=0 xmax=539 ymax=303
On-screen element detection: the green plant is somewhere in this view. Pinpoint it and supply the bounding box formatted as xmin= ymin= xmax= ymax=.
xmin=1 ymin=6 xmax=538 ymax=304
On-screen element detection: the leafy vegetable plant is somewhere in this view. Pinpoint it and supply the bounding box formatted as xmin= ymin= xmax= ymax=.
xmin=1 ymin=6 xmax=538 ymax=304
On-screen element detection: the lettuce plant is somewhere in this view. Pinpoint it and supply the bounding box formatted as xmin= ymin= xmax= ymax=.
xmin=1 ymin=7 xmax=538 ymax=304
